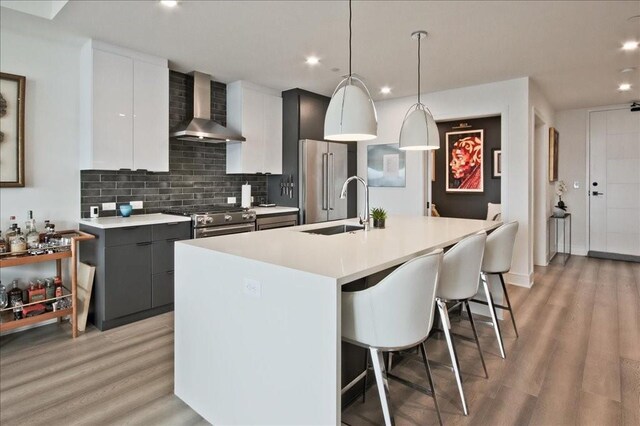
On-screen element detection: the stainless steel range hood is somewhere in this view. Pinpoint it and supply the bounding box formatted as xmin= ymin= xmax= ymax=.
xmin=170 ymin=71 xmax=245 ymax=142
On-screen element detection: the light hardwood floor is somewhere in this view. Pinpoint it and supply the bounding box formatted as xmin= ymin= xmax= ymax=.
xmin=1 ymin=256 xmax=638 ymax=426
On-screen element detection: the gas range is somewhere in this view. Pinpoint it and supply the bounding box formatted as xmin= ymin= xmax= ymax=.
xmin=164 ymin=205 xmax=256 ymax=239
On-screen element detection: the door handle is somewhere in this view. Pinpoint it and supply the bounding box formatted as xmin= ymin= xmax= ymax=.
xmin=591 ymin=191 xmax=604 ymax=196
xmin=322 ymin=153 xmax=328 ymax=210
xmin=329 ymin=152 xmax=334 ymax=210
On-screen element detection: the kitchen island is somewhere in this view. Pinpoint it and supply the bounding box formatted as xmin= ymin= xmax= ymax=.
xmin=174 ymin=215 xmax=500 ymax=425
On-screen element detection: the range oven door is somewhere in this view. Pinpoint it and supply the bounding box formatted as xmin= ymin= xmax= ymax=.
xmin=194 ymin=223 xmax=256 ymax=239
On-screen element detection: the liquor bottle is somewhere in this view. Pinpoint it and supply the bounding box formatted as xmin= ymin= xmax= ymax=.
xmin=5 ymin=216 xmax=18 ymax=249
xmin=0 ymin=231 xmax=7 ymax=254
xmin=27 ymin=281 xmax=46 ymax=303
xmin=7 ymin=279 xmax=23 ymax=305
xmin=10 ymin=228 xmax=27 ymax=253
xmin=54 ymin=276 xmax=63 ymax=298
xmin=0 ymin=281 xmax=8 ymax=309
xmin=25 ymin=211 xmax=39 ymax=248
xmin=44 ymin=278 xmax=55 ymax=300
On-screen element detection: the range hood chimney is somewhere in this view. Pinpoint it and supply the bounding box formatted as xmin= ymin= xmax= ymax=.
xmin=170 ymin=71 xmax=245 ymax=142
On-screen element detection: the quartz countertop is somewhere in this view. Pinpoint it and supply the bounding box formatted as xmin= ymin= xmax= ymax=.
xmin=79 ymin=213 xmax=191 ymax=229
xmin=251 ymin=206 xmax=299 ymax=216
xmin=178 ymin=215 xmax=500 ymax=284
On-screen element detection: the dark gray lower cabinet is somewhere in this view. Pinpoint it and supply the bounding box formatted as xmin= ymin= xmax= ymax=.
xmin=80 ymin=221 xmax=190 ymax=331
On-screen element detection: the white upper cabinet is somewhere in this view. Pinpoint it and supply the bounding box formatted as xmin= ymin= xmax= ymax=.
xmin=226 ymin=81 xmax=282 ymax=174
xmin=80 ymin=41 xmax=169 ymax=171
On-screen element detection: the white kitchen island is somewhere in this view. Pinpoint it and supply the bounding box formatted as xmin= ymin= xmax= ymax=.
xmin=174 ymin=215 xmax=501 ymax=425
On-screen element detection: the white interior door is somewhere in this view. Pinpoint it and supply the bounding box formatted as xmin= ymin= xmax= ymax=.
xmin=589 ymin=108 xmax=640 ymax=256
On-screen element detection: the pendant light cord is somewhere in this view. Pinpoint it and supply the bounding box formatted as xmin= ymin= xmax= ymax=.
xmin=417 ymin=35 xmax=421 ymax=104
xmin=349 ymin=0 xmax=352 ymax=77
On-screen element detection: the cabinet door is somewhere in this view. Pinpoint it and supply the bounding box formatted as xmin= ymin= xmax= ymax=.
xmin=104 ymin=243 xmax=152 ymax=320
xmin=93 ymin=49 xmax=133 ymax=169
xmin=299 ymin=94 xmax=329 ymax=141
xmin=152 ymin=271 xmax=174 ymax=307
xmin=263 ymin=94 xmax=283 ymax=174
xmin=243 ymin=88 xmax=265 ymax=173
xmin=133 ymin=60 xmax=169 ymax=172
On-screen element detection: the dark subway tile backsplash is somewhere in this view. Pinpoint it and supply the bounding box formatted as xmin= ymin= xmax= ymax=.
xmin=80 ymin=71 xmax=268 ymax=218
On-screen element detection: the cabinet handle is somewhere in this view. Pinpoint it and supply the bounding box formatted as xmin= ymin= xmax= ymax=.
xmin=124 ymin=226 xmax=140 ymax=230
xmin=166 ymin=222 xmax=180 ymax=226
xmin=136 ymin=241 xmax=152 ymax=246
xmin=166 ymin=238 xmax=180 ymax=242
xmin=167 ymin=270 xmax=174 ymax=275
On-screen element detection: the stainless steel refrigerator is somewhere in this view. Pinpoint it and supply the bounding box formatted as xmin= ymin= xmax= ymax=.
xmin=299 ymin=139 xmax=349 ymax=224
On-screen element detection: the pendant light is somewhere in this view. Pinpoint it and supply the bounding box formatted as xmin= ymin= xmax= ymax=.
xmin=399 ymin=31 xmax=440 ymax=150
xmin=324 ymin=0 xmax=377 ymax=141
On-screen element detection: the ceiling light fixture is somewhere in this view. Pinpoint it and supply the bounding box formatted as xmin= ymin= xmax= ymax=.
xmin=160 ymin=0 xmax=178 ymax=7
xmin=622 ymin=40 xmax=639 ymax=51
xmin=380 ymin=86 xmax=391 ymax=95
xmin=398 ymin=30 xmax=439 ymax=151
xmin=305 ymin=56 xmax=320 ymax=65
xmin=324 ymin=0 xmax=377 ymax=141
xmin=619 ymin=83 xmax=632 ymax=91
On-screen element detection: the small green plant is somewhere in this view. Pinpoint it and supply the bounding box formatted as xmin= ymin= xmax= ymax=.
xmin=370 ymin=207 xmax=387 ymax=221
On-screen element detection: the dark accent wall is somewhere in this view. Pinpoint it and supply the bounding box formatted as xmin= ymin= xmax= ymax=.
xmin=80 ymin=71 xmax=267 ymax=218
xmin=432 ymin=116 xmax=501 ymax=220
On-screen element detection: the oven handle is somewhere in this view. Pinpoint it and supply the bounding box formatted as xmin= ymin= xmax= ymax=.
xmin=195 ymin=223 xmax=255 ymax=238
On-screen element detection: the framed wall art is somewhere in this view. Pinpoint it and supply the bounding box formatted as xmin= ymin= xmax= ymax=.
xmin=446 ymin=129 xmax=484 ymax=192
xmin=492 ymin=148 xmax=502 ymax=178
xmin=367 ymin=143 xmax=406 ymax=187
xmin=0 ymin=72 xmax=26 ymax=187
xmin=549 ymin=127 xmax=559 ymax=182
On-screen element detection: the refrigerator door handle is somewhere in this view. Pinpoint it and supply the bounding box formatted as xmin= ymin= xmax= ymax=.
xmin=329 ymin=152 xmax=335 ymax=210
xmin=322 ymin=153 xmax=328 ymax=210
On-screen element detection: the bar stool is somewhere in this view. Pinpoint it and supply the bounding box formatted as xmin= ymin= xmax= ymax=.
xmin=341 ymin=250 xmax=444 ymax=426
xmin=435 ymin=231 xmax=488 ymax=416
xmin=472 ymin=221 xmax=520 ymax=359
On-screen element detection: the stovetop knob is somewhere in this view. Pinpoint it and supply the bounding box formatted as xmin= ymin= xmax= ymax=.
xmin=224 ymin=214 xmax=232 ymax=222
xmin=205 ymin=216 xmax=214 ymax=224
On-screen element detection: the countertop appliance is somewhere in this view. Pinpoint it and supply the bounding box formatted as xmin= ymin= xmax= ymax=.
xmin=164 ymin=205 xmax=256 ymax=238
xmin=299 ymin=139 xmax=348 ymax=224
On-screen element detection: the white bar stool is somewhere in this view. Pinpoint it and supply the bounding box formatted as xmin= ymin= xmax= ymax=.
xmin=435 ymin=232 xmax=488 ymax=416
xmin=341 ymin=250 xmax=444 ymax=426
xmin=472 ymin=221 xmax=520 ymax=359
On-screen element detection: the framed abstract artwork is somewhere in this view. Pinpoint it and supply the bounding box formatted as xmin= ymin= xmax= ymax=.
xmin=367 ymin=143 xmax=406 ymax=187
xmin=0 ymin=72 xmax=26 ymax=187
xmin=446 ymin=129 xmax=484 ymax=192
xmin=492 ymin=148 xmax=502 ymax=178
xmin=549 ymin=127 xmax=559 ymax=182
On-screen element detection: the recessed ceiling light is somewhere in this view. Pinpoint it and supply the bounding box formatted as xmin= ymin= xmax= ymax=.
xmin=380 ymin=86 xmax=391 ymax=95
xmin=305 ymin=56 xmax=320 ymax=65
xmin=622 ymin=41 xmax=639 ymax=51
xmin=160 ymin=0 xmax=178 ymax=7
xmin=620 ymin=67 xmax=637 ymax=73
xmin=618 ymin=83 xmax=632 ymax=91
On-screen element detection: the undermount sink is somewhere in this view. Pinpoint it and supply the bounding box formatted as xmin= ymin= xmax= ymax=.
xmin=301 ymin=224 xmax=364 ymax=236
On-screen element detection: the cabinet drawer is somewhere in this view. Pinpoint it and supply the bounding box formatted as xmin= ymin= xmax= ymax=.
xmin=152 ymin=222 xmax=190 ymax=241
xmin=152 ymin=239 xmax=178 ymax=274
xmin=152 ymin=271 xmax=174 ymax=307
xmin=104 ymin=226 xmax=151 ymax=247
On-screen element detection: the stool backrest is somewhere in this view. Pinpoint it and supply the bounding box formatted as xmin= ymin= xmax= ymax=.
xmin=482 ymin=221 xmax=519 ymax=273
xmin=342 ymin=250 xmax=443 ymax=350
xmin=437 ymin=232 xmax=487 ymax=301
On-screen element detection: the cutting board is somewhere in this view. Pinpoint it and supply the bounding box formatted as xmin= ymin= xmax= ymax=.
xmin=77 ymin=262 xmax=96 ymax=332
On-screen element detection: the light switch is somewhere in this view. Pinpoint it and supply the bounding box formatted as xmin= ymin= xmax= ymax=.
xmin=573 ymin=181 xmax=580 ymax=189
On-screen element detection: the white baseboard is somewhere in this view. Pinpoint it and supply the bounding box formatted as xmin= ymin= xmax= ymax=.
xmin=504 ymin=271 xmax=534 ymax=288
xmin=571 ymin=244 xmax=587 ymax=256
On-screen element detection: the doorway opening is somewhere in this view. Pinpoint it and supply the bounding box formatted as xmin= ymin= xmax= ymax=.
xmin=533 ymin=113 xmax=552 ymax=266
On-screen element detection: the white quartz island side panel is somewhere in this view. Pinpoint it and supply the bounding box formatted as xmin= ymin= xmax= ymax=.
xmin=174 ymin=215 xmax=500 ymax=425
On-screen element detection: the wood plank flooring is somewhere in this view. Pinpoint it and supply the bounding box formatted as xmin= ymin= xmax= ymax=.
xmin=1 ymin=256 xmax=638 ymax=426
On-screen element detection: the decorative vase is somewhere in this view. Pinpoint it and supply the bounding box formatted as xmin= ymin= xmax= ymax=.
xmin=373 ymin=218 xmax=386 ymax=228
xmin=553 ymin=207 xmax=566 ymax=218
xmin=119 ymin=204 xmax=133 ymax=217
xmin=557 ymin=198 xmax=566 ymax=209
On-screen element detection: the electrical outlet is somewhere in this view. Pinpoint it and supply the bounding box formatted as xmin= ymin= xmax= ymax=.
xmin=90 ymin=206 xmax=99 ymax=218
xmin=243 ymin=278 xmax=261 ymax=298
xmin=227 ymin=197 xmax=236 ymax=204
xmin=102 ymin=202 xmax=116 ymax=211
xmin=130 ymin=200 xmax=143 ymax=209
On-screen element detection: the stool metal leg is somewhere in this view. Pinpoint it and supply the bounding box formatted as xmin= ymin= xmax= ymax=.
xmin=362 ymin=350 xmax=368 ymax=403
xmin=437 ymin=299 xmax=468 ymax=416
xmin=370 ymin=347 xmax=395 ymax=426
xmin=465 ymin=301 xmax=489 ymax=378
xmin=481 ymin=273 xmax=506 ymax=359
xmin=499 ymin=273 xmax=519 ymax=337
xmin=419 ymin=342 xmax=443 ymax=426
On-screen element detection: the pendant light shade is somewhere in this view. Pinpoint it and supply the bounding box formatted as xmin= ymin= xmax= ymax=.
xmin=324 ymin=0 xmax=378 ymax=142
xmin=399 ymin=30 xmax=440 ymax=151
xmin=325 ymin=76 xmax=378 ymax=141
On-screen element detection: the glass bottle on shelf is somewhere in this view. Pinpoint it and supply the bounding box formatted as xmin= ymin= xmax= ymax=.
xmin=40 ymin=220 xmax=50 ymax=243
xmin=7 ymin=279 xmax=23 ymax=305
xmin=0 ymin=282 xmax=8 ymax=309
xmin=44 ymin=278 xmax=55 ymax=300
xmin=25 ymin=211 xmax=39 ymax=248
xmin=54 ymin=276 xmax=63 ymax=298
xmin=10 ymin=228 xmax=27 ymax=253
xmin=5 ymin=217 xmax=18 ymax=250
xmin=0 ymin=231 xmax=7 ymax=254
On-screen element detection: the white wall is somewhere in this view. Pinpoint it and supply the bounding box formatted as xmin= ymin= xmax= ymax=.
xmin=0 ymin=16 xmax=85 ymax=282
xmin=555 ymin=103 xmax=630 ymax=255
xmin=358 ymin=78 xmax=535 ymax=286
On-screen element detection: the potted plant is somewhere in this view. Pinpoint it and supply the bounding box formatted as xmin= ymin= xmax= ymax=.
xmin=371 ymin=207 xmax=387 ymax=229
xmin=554 ymin=180 xmax=567 ymax=217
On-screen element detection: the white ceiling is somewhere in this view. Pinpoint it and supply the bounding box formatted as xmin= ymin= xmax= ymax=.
xmin=5 ymin=1 xmax=640 ymax=110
